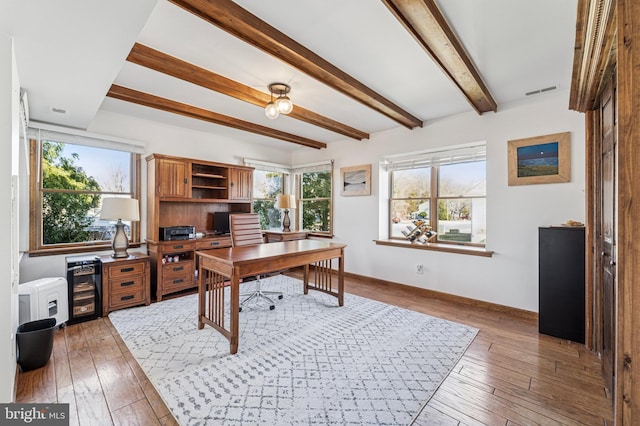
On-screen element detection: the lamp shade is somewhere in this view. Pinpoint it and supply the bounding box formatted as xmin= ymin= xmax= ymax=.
xmin=265 ymin=101 xmax=280 ymax=119
xmin=275 ymin=194 xmax=295 ymax=209
xmin=100 ymin=198 xmax=140 ymax=221
xmin=276 ymin=95 xmax=293 ymax=114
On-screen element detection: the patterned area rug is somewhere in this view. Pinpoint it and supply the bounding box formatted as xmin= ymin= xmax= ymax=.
xmin=109 ymin=275 xmax=478 ymax=425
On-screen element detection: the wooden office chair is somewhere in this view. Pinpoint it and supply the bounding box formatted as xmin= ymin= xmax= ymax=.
xmin=229 ymin=213 xmax=283 ymax=311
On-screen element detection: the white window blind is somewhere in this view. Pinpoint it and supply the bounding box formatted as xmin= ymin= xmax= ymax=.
xmin=292 ymin=160 xmax=334 ymax=174
xmin=383 ymin=143 xmax=485 ymax=171
xmin=27 ymin=121 xmax=145 ymax=154
xmin=243 ymin=158 xmax=291 ymax=174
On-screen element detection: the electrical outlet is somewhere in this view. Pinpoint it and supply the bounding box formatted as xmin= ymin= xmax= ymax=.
xmin=416 ymin=264 xmax=423 ymax=274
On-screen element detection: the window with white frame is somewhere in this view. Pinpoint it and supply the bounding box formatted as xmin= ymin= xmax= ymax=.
xmin=252 ymin=169 xmax=284 ymax=229
xmin=245 ymin=159 xmax=291 ymax=230
xmin=295 ymin=161 xmax=333 ymax=234
xmin=245 ymin=159 xmax=333 ymax=234
xmin=28 ymin=127 xmax=142 ymax=254
xmin=387 ymin=143 xmax=486 ymax=245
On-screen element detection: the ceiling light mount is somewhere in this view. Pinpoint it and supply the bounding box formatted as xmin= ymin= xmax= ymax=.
xmin=265 ymin=83 xmax=293 ymax=119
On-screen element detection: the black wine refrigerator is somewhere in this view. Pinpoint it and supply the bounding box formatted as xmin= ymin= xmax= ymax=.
xmin=66 ymin=255 xmax=102 ymax=324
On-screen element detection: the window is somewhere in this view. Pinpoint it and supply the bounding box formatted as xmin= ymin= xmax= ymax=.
xmin=252 ymin=169 xmax=284 ymax=229
xmin=246 ymin=158 xmax=333 ymax=235
xmin=296 ymin=161 xmax=333 ymax=234
xmin=29 ymin=129 xmax=141 ymax=254
xmin=388 ymin=144 xmax=486 ymax=246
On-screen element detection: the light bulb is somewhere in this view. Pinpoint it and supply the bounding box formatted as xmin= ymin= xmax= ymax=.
xmin=265 ymin=101 xmax=279 ymax=119
xmin=276 ymin=95 xmax=293 ymax=114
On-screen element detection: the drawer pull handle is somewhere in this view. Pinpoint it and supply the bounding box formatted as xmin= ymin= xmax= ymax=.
xmin=173 ymin=266 xmax=184 ymax=272
xmin=210 ymin=242 xmax=219 ymax=246
xmin=121 ymin=281 xmax=135 ymax=287
xmin=173 ymin=245 xmax=183 ymax=249
xmin=120 ymin=267 xmax=134 ymax=273
xmin=120 ymin=295 xmax=134 ymax=301
xmin=173 ymin=279 xmax=184 ymax=285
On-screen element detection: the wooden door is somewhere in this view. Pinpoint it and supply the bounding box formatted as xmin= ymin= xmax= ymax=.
xmin=599 ymin=74 xmax=616 ymax=394
xmin=229 ymin=168 xmax=253 ymax=200
xmin=157 ymin=158 xmax=188 ymax=198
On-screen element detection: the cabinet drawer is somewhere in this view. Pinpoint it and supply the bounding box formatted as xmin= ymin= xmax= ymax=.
xmin=196 ymin=238 xmax=232 ymax=250
xmin=110 ymin=289 xmax=145 ymax=308
xmin=163 ymin=261 xmax=194 ymax=278
xmin=158 ymin=241 xmax=196 ymax=253
xmin=108 ymin=275 xmax=144 ymax=294
xmin=162 ymin=272 xmax=194 ymax=292
xmin=108 ymin=261 xmax=146 ymax=279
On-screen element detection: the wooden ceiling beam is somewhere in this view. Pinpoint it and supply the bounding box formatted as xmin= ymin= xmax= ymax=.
xmin=127 ymin=43 xmax=369 ymax=141
xmin=168 ymin=0 xmax=423 ymax=129
xmin=106 ymin=85 xmax=327 ymax=149
xmin=382 ymin=0 xmax=497 ymax=114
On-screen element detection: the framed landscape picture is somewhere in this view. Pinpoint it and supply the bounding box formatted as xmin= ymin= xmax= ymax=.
xmin=340 ymin=164 xmax=371 ymax=196
xmin=507 ymin=132 xmax=571 ymax=186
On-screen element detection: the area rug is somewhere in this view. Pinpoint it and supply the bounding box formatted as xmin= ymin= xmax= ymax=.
xmin=109 ymin=275 xmax=478 ymax=425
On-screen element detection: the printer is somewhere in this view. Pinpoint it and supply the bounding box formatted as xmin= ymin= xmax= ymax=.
xmin=159 ymin=226 xmax=196 ymax=241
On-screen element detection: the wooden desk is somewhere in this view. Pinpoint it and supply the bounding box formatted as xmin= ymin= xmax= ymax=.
xmin=263 ymin=229 xmax=308 ymax=242
xmin=197 ymin=240 xmax=346 ymax=354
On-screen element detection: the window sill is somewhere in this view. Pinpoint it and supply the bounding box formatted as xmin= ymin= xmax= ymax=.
xmin=374 ymin=239 xmax=493 ymax=257
xmin=27 ymin=242 xmax=143 ymax=257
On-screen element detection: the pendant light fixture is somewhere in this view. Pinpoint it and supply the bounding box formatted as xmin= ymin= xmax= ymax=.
xmin=265 ymin=90 xmax=280 ymax=119
xmin=265 ymin=83 xmax=293 ymax=119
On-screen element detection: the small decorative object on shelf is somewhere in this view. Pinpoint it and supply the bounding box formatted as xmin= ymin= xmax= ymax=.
xmin=402 ymin=220 xmax=436 ymax=244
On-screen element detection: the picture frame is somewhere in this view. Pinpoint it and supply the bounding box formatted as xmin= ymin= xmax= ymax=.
xmin=340 ymin=164 xmax=371 ymax=196
xmin=507 ymin=132 xmax=571 ymax=186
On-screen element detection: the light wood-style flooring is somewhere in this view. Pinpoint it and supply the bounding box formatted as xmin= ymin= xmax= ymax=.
xmin=16 ymin=273 xmax=613 ymax=425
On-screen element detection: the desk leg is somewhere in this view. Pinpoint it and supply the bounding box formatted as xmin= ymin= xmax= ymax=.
xmin=229 ymin=270 xmax=240 ymax=354
xmin=303 ymin=263 xmax=310 ymax=295
xmin=198 ymin=266 xmax=205 ymax=330
xmin=338 ymin=249 xmax=344 ymax=307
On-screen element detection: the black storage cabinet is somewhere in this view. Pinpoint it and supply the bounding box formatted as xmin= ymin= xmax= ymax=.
xmin=538 ymin=226 xmax=585 ymax=343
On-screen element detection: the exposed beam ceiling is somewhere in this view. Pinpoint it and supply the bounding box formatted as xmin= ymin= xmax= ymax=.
xmin=168 ymin=0 xmax=423 ymax=129
xmin=382 ymin=0 xmax=497 ymax=114
xmin=126 ymin=43 xmax=369 ymax=141
xmin=6 ymin=1 xmax=578 ymax=152
xmin=107 ymin=85 xmax=327 ymax=149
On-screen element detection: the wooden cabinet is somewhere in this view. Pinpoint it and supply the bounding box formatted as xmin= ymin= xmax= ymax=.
xmin=157 ymin=158 xmax=189 ymax=198
xmin=147 ymin=240 xmax=196 ymax=301
xmin=145 ymin=154 xmax=253 ymax=301
xmin=229 ymin=168 xmax=253 ymax=200
xmin=100 ymin=252 xmax=150 ymax=315
xmin=147 ymin=237 xmax=233 ymax=301
xmin=538 ymin=226 xmax=585 ymax=343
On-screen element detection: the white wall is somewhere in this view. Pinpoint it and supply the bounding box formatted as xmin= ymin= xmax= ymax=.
xmin=19 ymin=91 xmax=585 ymax=314
xmin=1 ymin=35 xmax=20 ymax=402
xmin=19 ymin=110 xmax=294 ymax=282
xmin=292 ymin=90 xmax=585 ymax=312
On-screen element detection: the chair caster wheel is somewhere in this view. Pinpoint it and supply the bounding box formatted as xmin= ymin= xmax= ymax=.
xmin=269 ymin=305 xmax=275 ymax=310
xmin=278 ymin=295 xmax=283 ymax=300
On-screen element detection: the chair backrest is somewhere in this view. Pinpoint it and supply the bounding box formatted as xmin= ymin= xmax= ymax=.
xmin=229 ymin=213 xmax=264 ymax=247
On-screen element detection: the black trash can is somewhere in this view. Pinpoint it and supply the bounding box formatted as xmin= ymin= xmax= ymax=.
xmin=16 ymin=318 xmax=56 ymax=372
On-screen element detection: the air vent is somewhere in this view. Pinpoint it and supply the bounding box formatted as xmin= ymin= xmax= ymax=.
xmin=526 ymin=85 xmax=558 ymax=96
xmin=50 ymin=107 xmax=67 ymax=115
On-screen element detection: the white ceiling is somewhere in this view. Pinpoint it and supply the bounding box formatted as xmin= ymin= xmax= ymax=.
xmin=3 ymin=0 xmax=578 ymax=152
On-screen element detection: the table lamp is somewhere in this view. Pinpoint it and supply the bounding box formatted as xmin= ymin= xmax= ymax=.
xmin=100 ymin=197 xmax=140 ymax=258
xmin=275 ymin=194 xmax=295 ymax=232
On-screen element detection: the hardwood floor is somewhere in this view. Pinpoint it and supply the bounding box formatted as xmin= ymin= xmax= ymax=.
xmin=16 ymin=273 xmax=613 ymax=425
